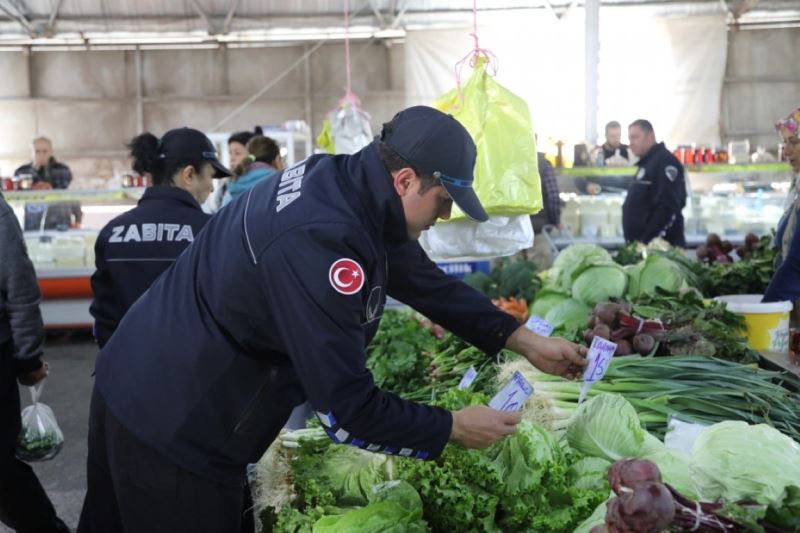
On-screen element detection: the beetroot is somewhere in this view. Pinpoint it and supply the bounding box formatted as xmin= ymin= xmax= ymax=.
xmin=735 ymin=244 xmax=749 ymax=258
xmin=615 ymin=339 xmax=633 ymax=356
xmin=593 ymin=323 xmax=612 ymax=341
xmin=584 ymin=328 xmax=595 ymax=344
xmin=605 ymin=482 xmax=675 ymax=533
xmin=594 ymin=302 xmax=621 ymax=326
xmin=608 ymin=459 xmax=661 ymax=495
xmin=587 ymin=315 xmax=598 ymax=329
xmin=632 ymin=333 xmax=655 ymax=355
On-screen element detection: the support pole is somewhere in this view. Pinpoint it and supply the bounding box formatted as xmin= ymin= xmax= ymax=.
xmin=584 ymin=0 xmax=600 ymax=145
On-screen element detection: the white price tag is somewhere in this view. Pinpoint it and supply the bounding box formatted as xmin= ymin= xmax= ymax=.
xmin=489 ymin=371 xmax=534 ymax=412
xmin=525 ymin=315 xmax=554 ymax=337
xmin=457 ymin=367 xmax=478 ymax=390
xmin=579 ymin=336 xmax=617 ymax=403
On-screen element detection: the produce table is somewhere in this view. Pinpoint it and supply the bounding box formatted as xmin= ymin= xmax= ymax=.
xmin=760 ymin=351 xmax=800 ymax=378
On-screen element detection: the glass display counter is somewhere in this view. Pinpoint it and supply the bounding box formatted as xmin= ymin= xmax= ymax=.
xmin=3 ymin=188 xmax=143 ymax=328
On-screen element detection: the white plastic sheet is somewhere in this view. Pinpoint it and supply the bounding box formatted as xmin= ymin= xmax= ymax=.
xmin=419 ymin=215 xmax=534 ymax=262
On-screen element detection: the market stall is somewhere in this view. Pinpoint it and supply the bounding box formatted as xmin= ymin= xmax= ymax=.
xmin=253 ymin=241 xmax=800 ymax=532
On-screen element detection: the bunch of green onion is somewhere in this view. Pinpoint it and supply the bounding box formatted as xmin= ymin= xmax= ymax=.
xmin=498 ymin=355 xmax=800 ymax=440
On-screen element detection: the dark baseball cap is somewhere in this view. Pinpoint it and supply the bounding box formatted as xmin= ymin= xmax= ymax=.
xmin=381 ymin=106 xmax=488 ymax=222
xmin=158 ymin=127 xmax=232 ymax=178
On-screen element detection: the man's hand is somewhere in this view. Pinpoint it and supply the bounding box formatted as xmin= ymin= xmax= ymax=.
xmin=450 ymin=405 xmax=521 ymax=448
xmin=31 ymin=181 xmax=53 ymax=190
xmin=506 ymin=326 xmax=587 ymax=379
xmin=18 ymin=361 xmax=49 ymax=386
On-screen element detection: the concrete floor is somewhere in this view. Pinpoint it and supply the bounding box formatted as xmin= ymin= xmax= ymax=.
xmin=2 ymin=333 xmax=96 ymax=533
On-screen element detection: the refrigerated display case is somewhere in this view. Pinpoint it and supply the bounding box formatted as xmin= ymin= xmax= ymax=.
xmin=553 ymin=163 xmax=793 ymax=249
xmin=3 ymin=187 xmax=144 ymax=328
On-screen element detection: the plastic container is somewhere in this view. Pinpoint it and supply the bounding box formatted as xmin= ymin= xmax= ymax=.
xmin=715 ymin=295 xmax=792 ymax=354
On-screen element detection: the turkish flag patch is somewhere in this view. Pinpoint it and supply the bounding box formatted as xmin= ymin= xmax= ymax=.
xmin=328 ymin=258 xmax=365 ymax=295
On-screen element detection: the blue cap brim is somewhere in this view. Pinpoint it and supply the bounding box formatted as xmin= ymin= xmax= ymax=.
xmin=440 ymin=180 xmax=488 ymax=222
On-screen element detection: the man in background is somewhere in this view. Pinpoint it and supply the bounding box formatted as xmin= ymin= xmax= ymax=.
xmin=15 ymin=137 xmax=82 ymax=230
xmin=599 ymin=121 xmax=630 ymax=163
xmin=622 ymin=119 xmax=686 ymax=247
xmin=15 ymin=137 xmax=73 ymax=190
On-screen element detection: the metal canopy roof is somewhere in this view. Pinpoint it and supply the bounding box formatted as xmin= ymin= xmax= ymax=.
xmin=0 ymin=0 xmax=796 ymax=47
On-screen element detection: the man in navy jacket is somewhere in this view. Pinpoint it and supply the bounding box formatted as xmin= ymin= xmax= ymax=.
xmin=622 ymin=119 xmax=687 ymax=247
xmin=78 ymin=106 xmax=587 ymax=532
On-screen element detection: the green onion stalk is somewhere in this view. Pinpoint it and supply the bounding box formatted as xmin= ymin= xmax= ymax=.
xmin=498 ymin=355 xmax=800 ymax=440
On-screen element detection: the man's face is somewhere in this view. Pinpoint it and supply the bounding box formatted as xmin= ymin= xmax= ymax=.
xmin=228 ymin=141 xmax=247 ymax=170
xmin=398 ymin=172 xmax=453 ymax=240
xmin=779 ymin=126 xmax=800 ymax=173
xmin=628 ymin=126 xmax=655 ymax=158
xmin=33 ymin=140 xmax=53 ymax=168
xmin=605 ymin=127 xmax=622 ymax=149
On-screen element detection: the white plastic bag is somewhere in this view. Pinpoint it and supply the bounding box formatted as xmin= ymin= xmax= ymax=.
xmin=16 ymin=381 xmax=64 ymax=462
xmin=419 ymin=215 xmax=534 ymax=261
xmin=663 ymin=416 xmax=707 ymax=455
xmin=328 ymin=104 xmax=373 ymax=155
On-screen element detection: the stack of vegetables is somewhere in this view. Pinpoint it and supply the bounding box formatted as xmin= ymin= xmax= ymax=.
xmin=366 ymin=311 xmax=505 ymax=402
xmin=528 ymin=244 xmax=698 ymax=341
xmin=497 ymin=355 xmax=800 ymax=441
xmin=255 ymin=391 xmax=611 ymax=532
xmin=570 ymin=394 xmax=800 ymax=532
xmin=695 ymin=234 xmax=778 ymax=298
xmin=462 ymin=258 xmax=540 ymax=303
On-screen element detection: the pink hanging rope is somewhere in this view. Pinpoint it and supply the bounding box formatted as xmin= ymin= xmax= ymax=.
xmin=338 ymin=0 xmax=361 ymax=108
xmin=453 ymin=0 xmax=498 ymax=107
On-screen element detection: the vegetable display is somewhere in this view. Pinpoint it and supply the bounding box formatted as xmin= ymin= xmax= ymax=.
xmin=695 ymin=234 xmax=778 ymax=298
xmin=497 ymin=355 xmax=800 ymax=441
xmin=572 ymin=394 xmax=800 ymax=532
xmin=256 ymin=236 xmax=798 ymax=533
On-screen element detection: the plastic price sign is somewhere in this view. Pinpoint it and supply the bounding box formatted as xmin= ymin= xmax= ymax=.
xmin=489 ymin=371 xmax=534 ymax=412
xmin=525 ymin=315 xmax=554 ymax=337
xmin=578 ymin=336 xmax=617 ymax=403
xmin=457 ymin=367 xmax=478 ymax=390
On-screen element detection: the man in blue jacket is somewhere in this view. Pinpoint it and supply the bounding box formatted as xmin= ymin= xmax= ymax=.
xmin=622 ymin=119 xmax=687 ymax=247
xmin=78 ymin=106 xmax=587 ymax=532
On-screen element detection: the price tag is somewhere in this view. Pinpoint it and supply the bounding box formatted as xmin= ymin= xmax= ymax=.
xmin=489 ymin=371 xmax=534 ymax=412
xmin=579 ymin=336 xmax=617 ymax=403
xmin=525 ymin=315 xmax=554 ymax=337
xmin=457 ymin=367 xmax=478 ymax=390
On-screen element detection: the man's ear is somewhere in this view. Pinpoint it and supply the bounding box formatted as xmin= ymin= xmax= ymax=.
xmin=392 ymin=167 xmax=416 ymax=197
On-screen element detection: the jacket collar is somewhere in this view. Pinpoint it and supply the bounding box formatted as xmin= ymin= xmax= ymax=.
xmin=341 ymin=142 xmax=408 ymax=246
xmin=139 ymin=186 xmax=203 ymax=211
xmin=637 ymin=142 xmax=666 ymax=166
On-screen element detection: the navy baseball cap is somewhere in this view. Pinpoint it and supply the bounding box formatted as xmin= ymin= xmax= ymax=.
xmin=158 ymin=127 xmax=232 ymax=178
xmin=381 ymin=106 xmax=488 ymax=222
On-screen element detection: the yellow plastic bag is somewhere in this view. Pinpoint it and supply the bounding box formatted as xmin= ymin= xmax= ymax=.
xmin=316 ymin=119 xmax=336 ymax=154
xmin=433 ymin=64 xmax=542 ymax=221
